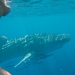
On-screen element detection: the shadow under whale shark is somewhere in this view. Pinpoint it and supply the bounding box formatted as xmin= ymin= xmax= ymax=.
xmin=0 ymin=33 xmax=70 ymax=67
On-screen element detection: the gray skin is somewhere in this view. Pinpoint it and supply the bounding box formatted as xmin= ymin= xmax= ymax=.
xmin=0 ymin=33 xmax=70 ymax=63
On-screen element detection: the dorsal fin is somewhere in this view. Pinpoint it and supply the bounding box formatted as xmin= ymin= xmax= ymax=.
xmin=0 ymin=36 xmax=7 ymax=49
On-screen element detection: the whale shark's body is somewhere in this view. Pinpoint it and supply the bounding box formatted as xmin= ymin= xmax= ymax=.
xmin=0 ymin=33 xmax=70 ymax=67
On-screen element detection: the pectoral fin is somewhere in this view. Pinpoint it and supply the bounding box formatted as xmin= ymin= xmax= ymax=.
xmin=14 ymin=53 xmax=32 ymax=68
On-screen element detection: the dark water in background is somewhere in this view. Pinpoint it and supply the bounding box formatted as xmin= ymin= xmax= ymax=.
xmin=0 ymin=0 xmax=75 ymax=75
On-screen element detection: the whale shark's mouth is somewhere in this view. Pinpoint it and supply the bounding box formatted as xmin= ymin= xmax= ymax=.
xmin=0 ymin=33 xmax=70 ymax=68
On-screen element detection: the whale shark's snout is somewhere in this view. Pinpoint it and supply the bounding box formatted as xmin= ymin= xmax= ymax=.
xmin=53 ymin=34 xmax=70 ymax=43
xmin=47 ymin=34 xmax=70 ymax=44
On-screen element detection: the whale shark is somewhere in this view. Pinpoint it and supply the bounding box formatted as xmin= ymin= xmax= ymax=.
xmin=0 ymin=33 xmax=70 ymax=67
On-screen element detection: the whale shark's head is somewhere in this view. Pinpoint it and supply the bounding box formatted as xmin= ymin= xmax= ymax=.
xmin=28 ymin=33 xmax=70 ymax=53
xmin=44 ymin=34 xmax=70 ymax=45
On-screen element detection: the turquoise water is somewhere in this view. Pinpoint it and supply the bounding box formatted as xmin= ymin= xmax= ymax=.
xmin=0 ymin=0 xmax=75 ymax=75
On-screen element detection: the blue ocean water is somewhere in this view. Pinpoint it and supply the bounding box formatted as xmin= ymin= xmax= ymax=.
xmin=0 ymin=0 xmax=75 ymax=75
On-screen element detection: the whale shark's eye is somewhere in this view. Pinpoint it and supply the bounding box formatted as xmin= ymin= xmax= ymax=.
xmin=0 ymin=36 xmax=7 ymax=48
